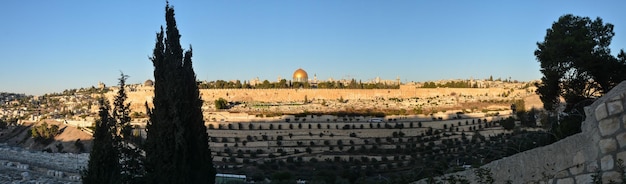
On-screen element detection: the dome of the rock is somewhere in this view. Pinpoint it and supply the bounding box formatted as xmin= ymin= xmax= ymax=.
xmin=292 ymin=68 xmax=308 ymax=83
xmin=144 ymin=79 xmax=154 ymax=87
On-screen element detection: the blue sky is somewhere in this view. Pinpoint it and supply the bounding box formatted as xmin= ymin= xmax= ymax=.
xmin=1 ymin=1 xmax=625 ymax=95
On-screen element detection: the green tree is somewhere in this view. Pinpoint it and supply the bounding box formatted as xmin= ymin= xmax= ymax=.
xmin=82 ymin=98 xmax=121 ymax=184
xmin=144 ymin=3 xmax=216 ymax=183
xmin=30 ymin=122 xmax=60 ymax=145
xmin=535 ymin=14 xmax=625 ymax=112
xmin=215 ymin=97 xmax=228 ymax=109
xmin=501 ymin=117 xmax=515 ymax=130
xmin=535 ymin=14 xmax=626 ymax=138
xmin=112 ymin=73 xmax=144 ymax=183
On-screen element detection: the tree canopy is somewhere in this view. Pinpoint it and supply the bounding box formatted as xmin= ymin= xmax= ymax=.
xmin=82 ymin=97 xmax=120 ymax=184
xmin=143 ymin=3 xmax=215 ymax=183
xmin=535 ymin=14 xmax=626 ymax=112
xmin=83 ymin=73 xmax=144 ymax=183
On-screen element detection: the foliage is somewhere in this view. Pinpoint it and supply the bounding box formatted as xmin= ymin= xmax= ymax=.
xmin=112 ymin=73 xmax=145 ymax=183
xmin=551 ymin=114 xmax=584 ymax=139
xmin=83 ymin=74 xmax=145 ymax=183
xmin=421 ymin=80 xmax=478 ymax=88
xmin=74 ymin=139 xmax=85 ymax=153
xmin=143 ymin=3 xmax=216 ymax=183
xmin=30 ymin=122 xmax=60 ymax=145
xmin=215 ymin=97 xmax=229 ymax=109
xmin=199 ymin=78 xmax=400 ymax=89
xmin=535 ymin=14 xmax=626 ymax=141
xmin=474 ymin=168 xmax=494 ymax=184
xmin=0 ymin=119 xmax=6 ymax=129
xmin=55 ymin=143 xmax=64 ymax=152
xmin=441 ymin=175 xmax=470 ymax=184
xmin=535 ymin=14 xmax=626 ymax=112
xmin=82 ymin=97 xmax=121 ymax=184
xmin=501 ymin=117 xmax=515 ymax=130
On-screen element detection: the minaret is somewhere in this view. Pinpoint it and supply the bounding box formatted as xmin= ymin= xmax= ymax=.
xmin=396 ymin=76 xmax=401 ymax=85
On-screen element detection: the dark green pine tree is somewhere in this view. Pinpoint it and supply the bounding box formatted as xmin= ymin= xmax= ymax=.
xmin=144 ymin=3 xmax=216 ymax=183
xmin=112 ymin=73 xmax=145 ymax=183
xmin=82 ymin=98 xmax=121 ymax=184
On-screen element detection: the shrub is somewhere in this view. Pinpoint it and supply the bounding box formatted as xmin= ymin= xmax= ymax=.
xmin=214 ymin=98 xmax=229 ymax=109
xmin=74 ymin=139 xmax=85 ymax=153
xmin=31 ymin=122 xmax=60 ymax=145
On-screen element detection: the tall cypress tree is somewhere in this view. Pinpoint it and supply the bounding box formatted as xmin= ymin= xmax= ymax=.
xmin=144 ymin=3 xmax=216 ymax=183
xmin=82 ymin=97 xmax=121 ymax=184
xmin=112 ymin=73 xmax=145 ymax=183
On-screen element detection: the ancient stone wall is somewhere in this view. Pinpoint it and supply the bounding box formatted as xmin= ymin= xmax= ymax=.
xmin=114 ymin=85 xmax=532 ymax=113
xmin=200 ymin=86 xmax=523 ymax=103
xmin=413 ymin=81 xmax=626 ymax=184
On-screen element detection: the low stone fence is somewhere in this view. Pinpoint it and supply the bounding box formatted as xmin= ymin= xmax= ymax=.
xmin=413 ymin=81 xmax=626 ymax=183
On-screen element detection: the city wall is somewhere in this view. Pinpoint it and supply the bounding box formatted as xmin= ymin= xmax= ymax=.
xmin=413 ymin=81 xmax=626 ymax=184
xmin=200 ymin=86 xmax=515 ymax=102
xmin=116 ymin=85 xmax=528 ymax=112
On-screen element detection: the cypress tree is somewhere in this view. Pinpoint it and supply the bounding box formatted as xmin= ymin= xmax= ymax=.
xmin=113 ymin=73 xmax=145 ymax=183
xmin=82 ymin=97 xmax=121 ymax=184
xmin=144 ymin=3 xmax=216 ymax=183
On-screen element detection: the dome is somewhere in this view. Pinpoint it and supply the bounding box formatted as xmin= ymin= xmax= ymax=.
xmin=292 ymin=68 xmax=308 ymax=83
xmin=144 ymin=79 xmax=154 ymax=87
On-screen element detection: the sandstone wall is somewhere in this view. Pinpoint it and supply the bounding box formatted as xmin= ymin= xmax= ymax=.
xmin=413 ymin=81 xmax=626 ymax=184
xmin=114 ymin=85 xmax=531 ymax=113
xmin=200 ymin=86 xmax=522 ymax=103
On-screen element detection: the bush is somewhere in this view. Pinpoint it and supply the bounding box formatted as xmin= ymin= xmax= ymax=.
xmin=31 ymin=122 xmax=60 ymax=145
xmin=501 ymin=117 xmax=515 ymax=130
xmin=0 ymin=119 xmax=7 ymax=129
xmin=74 ymin=139 xmax=85 ymax=153
xmin=214 ymin=98 xmax=228 ymax=109
xmin=56 ymin=143 xmax=64 ymax=153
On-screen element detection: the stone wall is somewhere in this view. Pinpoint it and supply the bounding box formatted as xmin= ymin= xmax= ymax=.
xmin=113 ymin=85 xmax=532 ymax=113
xmin=413 ymin=81 xmax=626 ymax=184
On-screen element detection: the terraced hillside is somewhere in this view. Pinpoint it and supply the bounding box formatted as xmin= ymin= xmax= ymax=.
xmin=207 ymin=112 xmax=552 ymax=183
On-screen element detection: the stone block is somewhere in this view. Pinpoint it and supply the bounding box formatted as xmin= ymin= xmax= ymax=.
xmin=599 ymin=118 xmax=619 ymax=136
xmin=596 ymin=103 xmax=608 ymax=121
xmin=601 ymin=155 xmax=614 ymax=171
xmin=608 ymin=100 xmax=624 ymax=116
xmin=573 ymin=151 xmax=585 ymax=165
xmin=617 ymin=132 xmax=626 ymax=148
xmin=569 ymin=164 xmax=584 ymax=175
xmin=602 ymin=171 xmax=622 ymax=183
xmin=555 ymin=170 xmax=570 ymax=178
xmin=623 ymin=114 xmax=626 ymax=129
xmin=610 ymin=95 xmax=622 ymax=101
xmin=617 ymin=151 xmax=626 ymax=162
xmin=587 ymin=161 xmax=599 ymax=172
xmin=575 ymin=173 xmax=593 ymax=184
xmin=556 ymin=177 xmax=574 ymax=184
xmin=599 ymin=138 xmax=617 ymax=154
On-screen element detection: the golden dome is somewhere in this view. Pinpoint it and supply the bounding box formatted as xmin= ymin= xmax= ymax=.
xmin=292 ymin=68 xmax=308 ymax=83
xmin=144 ymin=79 xmax=154 ymax=87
